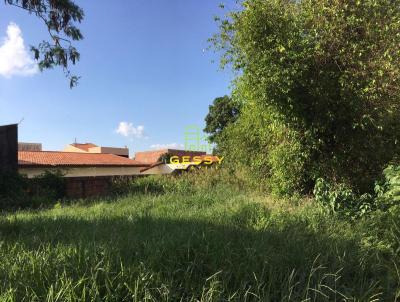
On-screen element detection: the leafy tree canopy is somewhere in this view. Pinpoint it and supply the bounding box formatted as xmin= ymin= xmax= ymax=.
xmin=212 ymin=0 xmax=400 ymax=195
xmin=4 ymin=0 xmax=84 ymax=87
xmin=204 ymin=95 xmax=240 ymax=144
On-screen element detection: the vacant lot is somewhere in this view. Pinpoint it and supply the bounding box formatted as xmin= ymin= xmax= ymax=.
xmin=0 ymin=188 xmax=399 ymax=301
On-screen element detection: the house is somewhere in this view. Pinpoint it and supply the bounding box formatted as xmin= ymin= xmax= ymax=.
xmin=17 ymin=148 xmax=219 ymax=197
xmin=19 ymin=151 xmax=147 ymax=178
xmin=64 ymin=142 xmax=129 ymax=158
xmin=18 ymin=151 xmax=149 ymax=198
xmin=1 ymin=124 xmax=220 ymax=197
xmin=18 ymin=142 xmax=42 ymax=151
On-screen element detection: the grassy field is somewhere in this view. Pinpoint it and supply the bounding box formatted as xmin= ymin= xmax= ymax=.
xmin=0 ymin=187 xmax=399 ymax=301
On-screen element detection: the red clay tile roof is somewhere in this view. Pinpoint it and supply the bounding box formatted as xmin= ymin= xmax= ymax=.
xmin=134 ymin=150 xmax=169 ymax=164
xmin=71 ymin=143 xmax=98 ymax=152
xmin=18 ymin=151 xmax=148 ymax=167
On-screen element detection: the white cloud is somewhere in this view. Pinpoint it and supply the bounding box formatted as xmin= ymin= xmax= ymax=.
xmin=0 ymin=22 xmax=38 ymax=78
xmin=116 ymin=122 xmax=145 ymax=139
xmin=150 ymin=143 xmax=184 ymax=150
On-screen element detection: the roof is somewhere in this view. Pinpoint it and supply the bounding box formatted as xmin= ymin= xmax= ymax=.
xmin=70 ymin=143 xmax=98 ymax=152
xmin=18 ymin=151 xmax=148 ymax=167
xmin=18 ymin=142 xmax=42 ymax=152
xmin=134 ymin=150 xmax=169 ymax=164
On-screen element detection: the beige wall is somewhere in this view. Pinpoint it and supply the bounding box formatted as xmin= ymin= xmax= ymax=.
xmin=63 ymin=145 xmax=87 ymax=153
xmin=89 ymin=146 xmax=129 ymax=157
xmin=19 ymin=166 xmax=143 ymax=178
xmin=63 ymin=145 xmax=129 ymax=157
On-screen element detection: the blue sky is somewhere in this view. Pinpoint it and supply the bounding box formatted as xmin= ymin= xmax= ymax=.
xmin=0 ymin=1 xmax=236 ymax=155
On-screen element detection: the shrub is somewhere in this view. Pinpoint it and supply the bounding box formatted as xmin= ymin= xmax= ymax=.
xmin=313 ymin=178 xmax=375 ymax=219
xmin=31 ymin=170 xmax=66 ymax=201
xmin=111 ymin=167 xmax=246 ymax=196
xmin=0 ymin=172 xmax=29 ymax=209
xmin=213 ymin=0 xmax=400 ymax=196
xmin=111 ymin=176 xmax=169 ymax=195
xmin=375 ymin=164 xmax=400 ymax=208
xmin=314 ymin=164 xmax=400 ymax=219
xmin=0 ymin=171 xmax=66 ymax=210
xmin=219 ymin=103 xmax=314 ymax=196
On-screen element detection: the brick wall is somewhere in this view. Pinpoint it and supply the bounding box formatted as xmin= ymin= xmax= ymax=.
xmin=65 ymin=177 xmax=112 ymax=198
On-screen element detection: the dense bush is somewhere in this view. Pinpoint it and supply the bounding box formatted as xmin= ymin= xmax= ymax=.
xmin=313 ymin=178 xmax=375 ymax=219
xmin=212 ymin=0 xmax=400 ymax=196
xmin=0 ymin=172 xmax=29 ymax=209
xmin=375 ymin=164 xmax=400 ymax=208
xmin=314 ymin=164 xmax=400 ymax=219
xmin=111 ymin=166 xmax=246 ymax=196
xmin=30 ymin=171 xmax=66 ymax=200
xmin=0 ymin=171 xmax=65 ymax=210
xmin=111 ymin=176 xmax=178 ymax=195
xmin=219 ymin=104 xmax=313 ymax=195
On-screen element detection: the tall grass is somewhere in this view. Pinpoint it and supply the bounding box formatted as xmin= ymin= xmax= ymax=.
xmin=0 ymin=171 xmax=399 ymax=301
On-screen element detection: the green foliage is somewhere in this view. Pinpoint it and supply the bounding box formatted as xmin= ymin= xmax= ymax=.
xmin=212 ymin=0 xmax=400 ymax=196
xmin=0 ymin=187 xmax=398 ymax=300
xmin=0 ymin=172 xmax=29 ymax=209
xmin=204 ymin=95 xmax=240 ymax=145
xmin=30 ymin=170 xmax=66 ymax=201
xmin=158 ymin=152 xmax=172 ymax=164
xmin=5 ymin=0 xmax=84 ymax=87
xmin=111 ymin=167 xmax=245 ymax=196
xmin=0 ymin=171 xmax=65 ymax=210
xmin=219 ymin=102 xmax=314 ymax=195
xmin=314 ymin=164 xmax=400 ymax=219
xmin=375 ymin=164 xmax=400 ymax=207
xmin=111 ymin=176 xmax=175 ymax=195
xmin=313 ymin=178 xmax=375 ymax=219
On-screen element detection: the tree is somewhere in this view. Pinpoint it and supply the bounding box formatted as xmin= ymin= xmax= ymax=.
xmin=212 ymin=0 xmax=400 ymax=195
xmin=4 ymin=0 xmax=84 ymax=87
xmin=204 ymin=95 xmax=240 ymax=144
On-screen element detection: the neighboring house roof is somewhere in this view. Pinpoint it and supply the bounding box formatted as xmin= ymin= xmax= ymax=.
xmin=70 ymin=143 xmax=98 ymax=152
xmin=134 ymin=150 xmax=168 ymax=164
xmin=18 ymin=142 xmax=42 ymax=152
xmin=18 ymin=151 xmax=147 ymax=167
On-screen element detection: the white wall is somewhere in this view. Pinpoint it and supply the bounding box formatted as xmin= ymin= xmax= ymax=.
xmin=19 ymin=166 xmax=143 ymax=178
xmin=140 ymin=163 xmax=193 ymax=175
xmin=140 ymin=164 xmax=174 ymax=175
